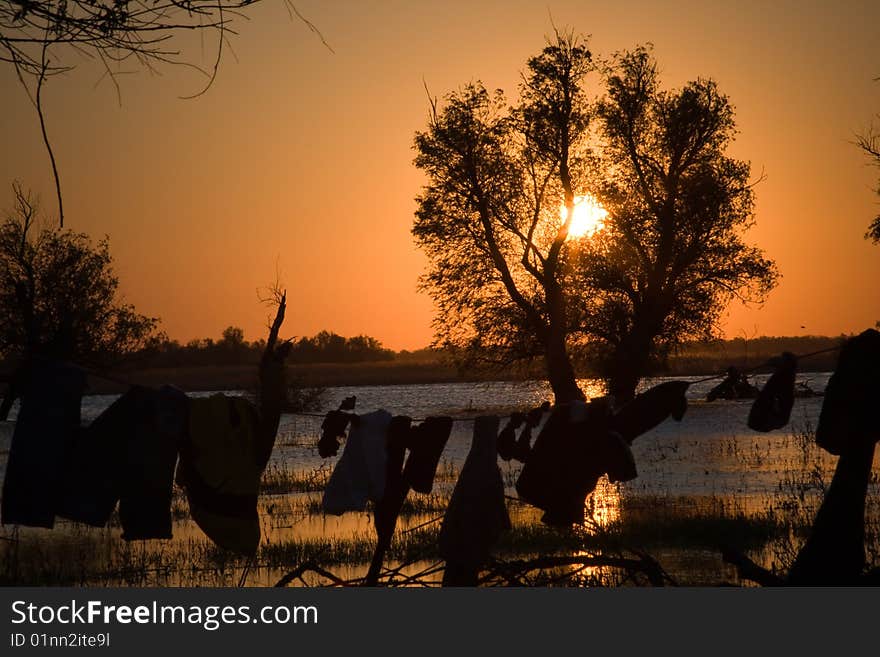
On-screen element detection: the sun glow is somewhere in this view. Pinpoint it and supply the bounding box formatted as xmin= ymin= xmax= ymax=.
xmin=561 ymin=194 xmax=608 ymax=239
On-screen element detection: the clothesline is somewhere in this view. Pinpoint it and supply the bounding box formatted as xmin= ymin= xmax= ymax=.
xmin=289 ymin=344 xmax=844 ymax=422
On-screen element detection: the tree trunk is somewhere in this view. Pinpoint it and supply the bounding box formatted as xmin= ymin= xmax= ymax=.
xmin=545 ymin=327 xmax=584 ymax=404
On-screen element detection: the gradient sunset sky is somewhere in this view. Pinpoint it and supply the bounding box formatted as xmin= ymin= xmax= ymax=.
xmin=2 ymin=1 xmax=878 ymax=350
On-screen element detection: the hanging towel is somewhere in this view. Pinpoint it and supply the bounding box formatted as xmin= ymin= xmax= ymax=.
xmin=816 ymin=329 xmax=880 ymax=455
xmin=439 ymin=415 xmax=510 ymax=579
xmin=322 ymin=409 xmax=393 ymax=515
xmin=402 ymin=416 xmax=453 ymax=494
xmin=612 ymin=381 xmax=689 ymax=444
xmin=1 ymin=360 xmax=86 ymax=528
xmin=515 ymin=404 xmax=571 ymax=516
xmin=177 ymin=394 xmax=262 ymax=554
xmin=748 ymin=353 xmax=797 ymax=432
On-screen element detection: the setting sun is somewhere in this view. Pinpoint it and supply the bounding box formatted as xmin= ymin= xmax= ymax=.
xmin=561 ymin=194 xmax=608 ymax=238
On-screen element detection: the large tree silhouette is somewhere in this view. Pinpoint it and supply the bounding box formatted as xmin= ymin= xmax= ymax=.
xmin=413 ymin=35 xmax=777 ymax=403
xmin=414 ymin=33 xmax=593 ymax=403
xmin=579 ymin=48 xmax=778 ymax=399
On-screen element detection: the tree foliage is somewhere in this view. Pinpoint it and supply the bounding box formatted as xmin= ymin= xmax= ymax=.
xmin=0 ymin=182 xmax=158 ymax=367
xmin=578 ymin=47 xmax=778 ymax=397
xmin=856 ymin=114 xmax=880 ymax=243
xmin=413 ymin=34 xmax=778 ymax=402
xmin=0 ymin=0 xmax=299 ymax=80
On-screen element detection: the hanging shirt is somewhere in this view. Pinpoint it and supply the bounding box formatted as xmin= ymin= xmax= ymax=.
xmin=56 ymin=385 xmax=187 ymax=538
xmin=439 ymin=415 xmax=510 ymax=568
xmin=177 ymin=394 xmax=263 ymax=555
xmin=1 ymin=359 xmax=86 ymax=528
xmin=322 ymin=409 xmax=393 ymax=515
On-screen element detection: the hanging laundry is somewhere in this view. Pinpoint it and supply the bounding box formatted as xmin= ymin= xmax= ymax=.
xmin=496 ymin=412 xmax=525 ymax=461
xmin=177 ymin=394 xmax=262 ymax=555
xmin=318 ymin=409 xmax=352 ymax=458
xmin=1 ymin=359 xmax=86 ymax=528
xmin=119 ymin=386 xmax=188 ymax=540
xmin=510 ymin=403 xmax=550 ymax=463
xmin=439 ymin=415 xmax=510 ymax=585
xmin=816 ymin=329 xmax=880 ymax=456
xmin=604 ymin=431 xmax=638 ymax=484
xmin=366 ymin=415 xmax=414 ymax=586
xmin=55 ymin=385 xmax=186 ymax=536
xmin=612 ymin=381 xmax=689 ymax=443
xmin=322 ymin=409 xmax=393 ymax=515
xmin=402 ymin=416 xmax=453 ymax=494
xmin=748 ymin=352 xmax=797 ymax=432
xmin=517 ymin=399 xmax=625 ymax=527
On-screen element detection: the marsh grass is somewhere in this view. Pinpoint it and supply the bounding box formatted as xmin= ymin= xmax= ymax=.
xmin=3 ymin=416 xmax=879 ymax=587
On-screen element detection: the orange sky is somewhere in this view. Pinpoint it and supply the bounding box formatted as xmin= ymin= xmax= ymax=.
xmin=2 ymin=1 xmax=879 ymax=350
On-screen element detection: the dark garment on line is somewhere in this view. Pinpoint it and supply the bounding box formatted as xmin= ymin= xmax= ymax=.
xmin=374 ymin=416 xmax=412 ymax=540
xmin=748 ymin=353 xmax=797 ymax=433
xmin=513 ymin=423 xmax=534 ymax=463
xmin=439 ymin=415 xmax=510 ymax=581
xmin=604 ymin=431 xmax=638 ymax=484
xmin=322 ymin=409 xmax=393 ymax=515
xmin=496 ymin=412 xmax=525 ymax=461
xmin=816 ymin=329 xmax=880 ymax=456
xmin=365 ymin=415 xmax=414 ymax=586
xmin=319 ymin=409 xmax=352 ymax=458
xmin=55 ymin=385 xmax=186 ymax=538
xmin=402 ymin=416 xmax=453 ymax=494
xmin=612 ymin=381 xmax=689 ymax=444
xmin=178 ymin=394 xmax=264 ymax=554
xmin=517 ymin=400 xmax=624 ymax=526
xmin=1 ymin=360 xmax=86 ymax=528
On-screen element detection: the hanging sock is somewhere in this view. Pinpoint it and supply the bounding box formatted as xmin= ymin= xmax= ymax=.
xmin=1 ymin=359 xmax=86 ymax=528
xmin=177 ymin=394 xmax=262 ymax=554
xmin=402 ymin=416 xmax=453 ymax=494
xmin=816 ymin=329 xmax=880 ymax=455
xmin=748 ymin=353 xmax=797 ymax=432
xmin=612 ymin=381 xmax=689 ymax=444
xmin=439 ymin=415 xmax=510 ymax=585
xmin=318 ymin=409 xmax=353 ymax=458
xmin=322 ymin=409 xmax=393 ymax=515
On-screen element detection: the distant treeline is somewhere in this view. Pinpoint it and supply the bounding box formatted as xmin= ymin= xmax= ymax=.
xmin=662 ymin=335 xmax=848 ymax=375
xmin=130 ymin=328 xmax=395 ymax=369
xmin=109 ymin=331 xmax=853 ymax=374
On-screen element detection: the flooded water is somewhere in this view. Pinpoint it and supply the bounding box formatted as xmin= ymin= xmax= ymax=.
xmin=2 ymin=373 xmax=878 ymax=586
